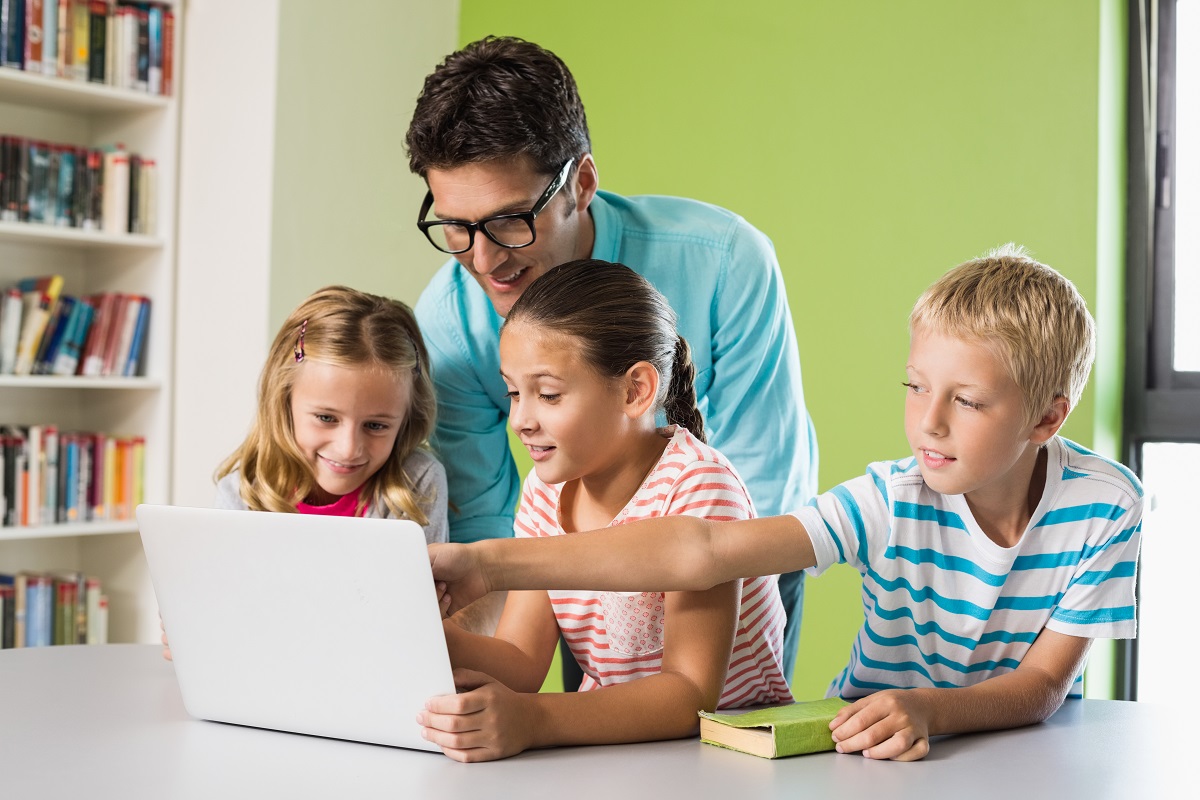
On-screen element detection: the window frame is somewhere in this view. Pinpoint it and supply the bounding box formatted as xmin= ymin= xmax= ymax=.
xmin=1122 ymin=0 xmax=1200 ymax=701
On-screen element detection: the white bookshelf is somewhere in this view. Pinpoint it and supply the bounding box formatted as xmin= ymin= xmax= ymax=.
xmin=0 ymin=3 xmax=181 ymax=645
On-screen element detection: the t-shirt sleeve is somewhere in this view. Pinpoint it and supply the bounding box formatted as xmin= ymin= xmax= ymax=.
xmin=702 ymin=219 xmax=817 ymax=517
xmin=212 ymin=472 xmax=246 ymax=510
xmin=415 ymin=280 xmax=520 ymax=544
xmin=1046 ymin=493 xmax=1144 ymax=640
xmin=791 ymin=468 xmax=892 ymax=578
xmin=408 ymin=451 xmax=450 ymax=545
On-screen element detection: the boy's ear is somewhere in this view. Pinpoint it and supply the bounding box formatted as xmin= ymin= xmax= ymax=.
xmin=622 ymin=361 xmax=659 ymax=419
xmin=1031 ymin=396 xmax=1070 ymax=444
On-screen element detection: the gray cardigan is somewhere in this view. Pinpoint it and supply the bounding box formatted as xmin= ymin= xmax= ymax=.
xmin=213 ymin=448 xmax=449 ymax=544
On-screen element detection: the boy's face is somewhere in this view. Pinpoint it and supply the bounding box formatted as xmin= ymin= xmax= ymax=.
xmin=903 ymin=328 xmax=1050 ymax=509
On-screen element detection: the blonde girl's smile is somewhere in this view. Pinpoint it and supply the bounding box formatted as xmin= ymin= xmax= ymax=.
xmin=290 ymin=359 xmax=412 ymax=504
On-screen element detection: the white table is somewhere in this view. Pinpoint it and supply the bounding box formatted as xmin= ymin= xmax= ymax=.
xmin=0 ymin=645 xmax=1186 ymax=799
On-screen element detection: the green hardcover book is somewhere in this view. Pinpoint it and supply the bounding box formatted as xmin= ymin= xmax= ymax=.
xmin=698 ymin=697 xmax=851 ymax=759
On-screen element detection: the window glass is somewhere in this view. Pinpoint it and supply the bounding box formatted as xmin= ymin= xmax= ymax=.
xmin=1134 ymin=442 xmax=1198 ymax=701
xmin=1175 ymin=2 xmax=1198 ymax=371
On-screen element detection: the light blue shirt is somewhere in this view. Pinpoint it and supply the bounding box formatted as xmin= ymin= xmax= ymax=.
xmin=415 ymin=190 xmax=818 ymax=543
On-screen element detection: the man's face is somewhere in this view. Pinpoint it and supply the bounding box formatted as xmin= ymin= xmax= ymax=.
xmin=424 ymin=156 xmax=596 ymax=317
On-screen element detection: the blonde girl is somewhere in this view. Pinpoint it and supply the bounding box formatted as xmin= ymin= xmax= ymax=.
xmin=214 ymin=285 xmax=447 ymax=541
xmin=418 ymin=260 xmax=791 ymax=762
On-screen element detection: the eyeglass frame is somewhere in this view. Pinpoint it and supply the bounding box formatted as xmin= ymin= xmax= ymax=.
xmin=416 ymin=158 xmax=576 ymax=255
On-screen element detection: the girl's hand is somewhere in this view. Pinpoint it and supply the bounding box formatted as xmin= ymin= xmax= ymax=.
xmin=160 ymin=615 xmax=173 ymax=662
xmin=417 ymin=668 xmax=539 ymax=762
xmin=428 ymin=543 xmax=491 ymax=616
xmin=830 ymin=689 xmax=932 ymax=761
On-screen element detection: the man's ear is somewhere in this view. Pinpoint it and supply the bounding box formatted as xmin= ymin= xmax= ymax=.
xmin=1031 ymin=396 xmax=1070 ymax=444
xmin=572 ymin=153 xmax=598 ymax=212
xmin=622 ymin=361 xmax=659 ymax=420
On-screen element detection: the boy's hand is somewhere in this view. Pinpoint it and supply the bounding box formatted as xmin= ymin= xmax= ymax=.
xmin=417 ymin=668 xmax=538 ymax=762
xmin=428 ymin=543 xmax=491 ymax=616
xmin=830 ymin=689 xmax=933 ymax=761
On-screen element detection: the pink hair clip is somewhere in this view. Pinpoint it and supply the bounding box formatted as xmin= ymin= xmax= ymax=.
xmin=294 ymin=319 xmax=308 ymax=363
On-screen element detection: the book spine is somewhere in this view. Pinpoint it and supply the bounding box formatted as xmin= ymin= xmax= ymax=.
xmin=24 ymin=423 xmax=41 ymax=527
xmin=146 ymin=2 xmax=160 ymax=94
xmin=0 ymin=581 xmax=14 ymax=648
xmin=83 ymin=147 xmax=103 ymax=230
xmin=101 ymin=147 xmax=129 ymax=235
xmin=25 ymin=0 xmax=44 ymax=74
xmin=70 ymin=0 xmax=88 ymax=80
xmin=14 ymin=572 xmax=27 ymax=646
xmin=126 ymin=151 xmax=141 ymax=233
xmin=56 ymin=0 xmax=70 ymax=79
xmin=42 ymin=424 xmax=58 ymax=523
xmin=86 ymin=0 xmax=104 ymax=82
xmin=0 ymin=286 xmax=24 ymax=375
xmin=123 ymin=294 xmax=149 ymax=376
xmin=41 ymin=0 xmax=56 ymax=73
xmin=160 ymin=4 xmax=171 ymax=95
xmin=132 ymin=434 xmax=144 ymax=507
xmin=25 ymin=576 xmax=52 ymax=647
xmin=1 ymin=0 xmax=26 ymax=69
xmin=85 ymin=576 xmax=101 ymax=643
xmin=53 ymin=144 xmax=74 ymax=226
xmin=110 ymin=293 xmax=138 ymax=375
xmin=13 ymin=291 xmax=52 ymax=376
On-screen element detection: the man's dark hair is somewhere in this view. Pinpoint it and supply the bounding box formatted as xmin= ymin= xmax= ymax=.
xmin=406 ymin=36 xmax=591 ymax=178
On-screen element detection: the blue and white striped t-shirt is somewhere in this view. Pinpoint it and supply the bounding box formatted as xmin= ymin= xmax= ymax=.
xmin=793 ymin=436 xmax=1143 ymax=700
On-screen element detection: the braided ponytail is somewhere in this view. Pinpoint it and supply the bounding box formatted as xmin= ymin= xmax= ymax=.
xmin=664 ymin=335 xmax=705 ymax=443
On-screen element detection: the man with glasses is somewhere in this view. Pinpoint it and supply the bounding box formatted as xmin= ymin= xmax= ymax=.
xmin=408 ymin=36 xmax=817 ymax=689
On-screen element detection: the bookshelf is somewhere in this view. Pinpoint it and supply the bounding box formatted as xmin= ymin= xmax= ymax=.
xmin=0 ymin=1 xmax=181 ymax=646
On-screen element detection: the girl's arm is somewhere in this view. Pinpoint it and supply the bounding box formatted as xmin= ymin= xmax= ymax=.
xmin=443 ymin=589 xmax=561 ymax=693
xmin=430 ymin=514 xmax=817 ymax=614
xmin=827 ymin=629 xmax=1092 ymax=761
xmin=421 ymin=579 xmax=743 ymax=762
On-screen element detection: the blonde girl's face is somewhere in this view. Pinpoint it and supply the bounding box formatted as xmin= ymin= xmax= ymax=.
xmin=499 ymin=322 xmax=631 ymax=486
xmin=289 ymin=360 xmax=411 ymax=505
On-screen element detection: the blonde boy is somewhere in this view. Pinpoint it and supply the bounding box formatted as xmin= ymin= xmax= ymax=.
xmin=428 ymin=245 xmax=1143 ymax=761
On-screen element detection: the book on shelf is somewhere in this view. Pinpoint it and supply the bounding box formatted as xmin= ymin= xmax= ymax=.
xmin=0 ymin=0 xmax=173 ymax=93
xmin=1 ymin=426 xmax=144 ymax=525
xmin=0 ymin=569 xmax=108 ymax=649
xmin=0 ymin=134 xmax=159 ymax=235
xmin=0 ymin=281 xmax=151 ymax=377
xmin=698 ymin=697 xmax=851 ymax=759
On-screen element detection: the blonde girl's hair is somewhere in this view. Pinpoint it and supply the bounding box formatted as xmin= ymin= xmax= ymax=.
xmin=909 ymin=243 xmax=1096 ymax=426
xmin=504 ymin=259 xmax=706 ymax=442
xmin=215 ymin=285 xmax=437 ymax=522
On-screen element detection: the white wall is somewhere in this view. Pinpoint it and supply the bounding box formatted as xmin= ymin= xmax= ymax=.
xmin=173 ymin=0 xmax=281 ymax=507
xmin=174 ymin=1 xmax=460 ymax=507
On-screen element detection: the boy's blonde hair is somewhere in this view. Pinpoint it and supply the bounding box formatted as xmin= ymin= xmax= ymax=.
xmin=908 ymin=244 xmax=1096 ymax=425
xmin=216 ymin=285 xmax=437 ymax=522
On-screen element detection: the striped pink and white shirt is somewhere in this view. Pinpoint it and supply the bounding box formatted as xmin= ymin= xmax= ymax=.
xmin=514 ymin=426 xmax=793 ymax=708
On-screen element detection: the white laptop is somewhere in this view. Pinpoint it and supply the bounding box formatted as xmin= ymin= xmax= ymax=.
xmin=136 ymin=504 xmax=455 ymax=752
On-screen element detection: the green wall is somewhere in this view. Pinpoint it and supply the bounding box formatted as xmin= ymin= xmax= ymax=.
xmin=460 ymin=0 xmax=1124 ymax=699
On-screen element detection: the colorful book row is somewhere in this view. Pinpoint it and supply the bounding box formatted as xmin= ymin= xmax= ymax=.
xmin=0 ymin=570 xmax=108 ymax=648
xmin=0 ymin=0 xmax=175 ymax=96
xmin=1 ymin=424 xmax=145 ymax=527
xmin=0 ymin=275 xmax=152 ymax=377
xmin=0 ymin=135 xmax=158 ymax=235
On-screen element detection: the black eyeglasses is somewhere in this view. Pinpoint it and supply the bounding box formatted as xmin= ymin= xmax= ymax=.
xmin=417 ymin=158 xmax=575 ymax=255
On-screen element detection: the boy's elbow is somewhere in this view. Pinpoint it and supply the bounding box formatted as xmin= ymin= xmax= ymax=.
xmin=670 ymin=518 xmax=725 ymax=591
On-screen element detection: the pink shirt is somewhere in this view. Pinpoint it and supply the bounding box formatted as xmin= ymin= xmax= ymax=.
xmin=514 ymin=427 xmax=793 ymax=708
xmin=295 ymin=487 xmax=366 ymax=517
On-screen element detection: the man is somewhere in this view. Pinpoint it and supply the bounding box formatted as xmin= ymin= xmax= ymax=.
xmin=408 ymin=36 xmax=817 ymax=686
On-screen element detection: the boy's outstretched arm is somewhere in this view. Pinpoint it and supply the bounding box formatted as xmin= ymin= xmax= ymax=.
xmin=829 ymin=629 xmax=1092 ymax=761
xmin=429 ymin=514 xmax=817 ymax=614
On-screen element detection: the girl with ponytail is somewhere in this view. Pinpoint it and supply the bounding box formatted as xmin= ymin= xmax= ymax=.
xmin=423 ymin=260 xmax=791 ymax=762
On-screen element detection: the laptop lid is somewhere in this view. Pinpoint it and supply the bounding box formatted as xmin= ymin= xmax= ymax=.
xmin=136 ymin=504 xmax=455 ymax=752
